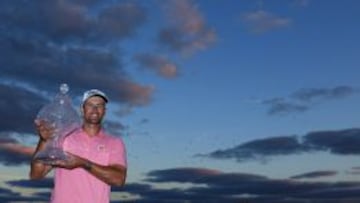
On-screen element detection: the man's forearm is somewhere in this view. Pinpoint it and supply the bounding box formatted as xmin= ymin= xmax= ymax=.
xmin=30 ymin=161 xmax=52 ymax=179
xmin=29 ymin=139 xmax=52 ymax=179
xmin=83 ymin=161 xmax=127 ymax=186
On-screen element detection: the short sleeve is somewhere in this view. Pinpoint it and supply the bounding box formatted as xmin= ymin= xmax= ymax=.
xmin=108 ymin=137 xmax=127 ymax=167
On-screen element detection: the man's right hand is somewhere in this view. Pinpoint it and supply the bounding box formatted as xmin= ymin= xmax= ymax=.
xmin=34 ymin=119 xmax=54 ymax=141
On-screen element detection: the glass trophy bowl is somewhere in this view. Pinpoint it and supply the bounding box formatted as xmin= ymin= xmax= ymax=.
xmin=33 ymin=83 xmax=81 ymax=164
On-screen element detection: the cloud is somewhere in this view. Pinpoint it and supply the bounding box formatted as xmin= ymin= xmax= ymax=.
xmin=291 ymin=86 xmax=356 ymax=102
xmin=145 ymin=167 xmax=225 ymax=183
xmin=134 ymin=53 xmax=178 ymax=79
xmin=0 ymin=185 xmax=20 ymax=196
xmin=0 ymin=0 xmax=223 ymax=166
xmin=7 ymin=178 xmax=53 ymax=189
xmin=0 ymin=136 xmax=33 ymax=166
xmin=200 ymin=135 xmax=312 ymax=163
xmin=0 ymin=186 xmax=45 ymax=202
xmin=6 ymin=167 xmax=360 ymax=202
xmin=241 ymin=10 xmax=292 ymax=34
xmin=0 ymin=0 xmax=152 ymax=108
xmin=0 ymin=1 xmax=166 ymax=155
xmin=262 ymin=86 xmax=358 ymax=115
xmin=262 ymin=97 xmax=309 ymax=115
xmin=0 ymin=36 xmax=154 ymax=106
xmin=158 ymin=0 xmax=216 ymax=55
xmin=130 ymin=0 xmax=217 ymax=82
xmin=3 ymin=121 xmax=360 ymax=200
xmin=290 ymin=170 xmax=338 ymax=179
xmin=139 ymin=167 xmax=360 ymax=202
xmin=5 ymin=179 xmax=52 ymax=202
xmin=0 ymin=84 xmax=46 ymax=133
xmin=303 ymin=128 xmax=360 ymax=155
xmin=201 ymin=128 xmax=360 ymax=163
xmin=0 ymin=1 xmax=146 ymax=42
xmin=0 ymin=1 xmax=216 ymax=141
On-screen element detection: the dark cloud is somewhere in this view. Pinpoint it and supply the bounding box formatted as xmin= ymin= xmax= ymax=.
xmin=291 ymin=86 xmax=356 ymax=102
xmin=263 ymin=98 xmax=309 ymax=115
xmin=5 ymin=179 xmax=51 ymax=202
xmin=290 ymin=170 xmax=338 ymax=179
xmin=0 ymin=136 xmax=33 ymax=166
xmin=0 ymin=0 xmax=216 ymax=146
xmin=0 ymin=1 xmax=154 ymax=160
xmin=3 ymin=127 xmax=360 ymax=200
xmin=0 ymin=34 xmax=153 ymax=106
xmin=202 ymin=128 xmax=360 ymax=163
xmin=303 ymin=128 xmax=360 ymax=155
xmin=0 ymin=187 xmax=19 ymax=196
xmin=0 ymin=83 xmax=42 ymax=165
xmin=0 ymin=0 xmax=152 ymax=108
xmin=200 ymin=135 xmax=312 ymax=163
xmin=0 ymin=0 xmax=215 ymax=167
xmin=0 ymin=146 xmax=32 ymax=166
xmin=140 ymin=167 xmax=360 ymax=202
xmin=0 ymin=184 xmax=47 ymax=202
xmin=0 ymin=84 xmax=45 ymax=133
xmin=111 ymin=182 xmax=152 ymax=192
xmin=1 ymin=129 xmax=360 ymax=202
xmin=5 ymin=167 xmax=360 ymax=202
xmin=0 ymin=195 xmax=46 ymax=203
xmin=262 ymin=86 xmax=358 ymax=115
xmin=7 ymin=178 xmax=53 ymax=189
xmin=0 ymin=0 xmax=146 ymax=43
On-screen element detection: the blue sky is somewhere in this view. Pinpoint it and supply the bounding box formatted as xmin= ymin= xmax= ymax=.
xmin=1 ymin=0 xmax=360 ymax=202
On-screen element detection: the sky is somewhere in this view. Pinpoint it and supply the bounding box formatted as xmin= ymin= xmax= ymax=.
xmin=0 ymin=0 xmax=360 ymax=202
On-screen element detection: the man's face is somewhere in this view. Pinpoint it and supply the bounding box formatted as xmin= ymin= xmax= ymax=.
xmin=82 ymin=96 xmax=106 ymax=124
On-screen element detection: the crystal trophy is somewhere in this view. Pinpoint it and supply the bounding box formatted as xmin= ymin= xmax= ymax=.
xmin=33 ymin=83 xmax=81 ymax=164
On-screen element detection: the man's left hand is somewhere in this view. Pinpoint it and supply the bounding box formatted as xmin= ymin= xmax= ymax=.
xmin=52 ymin=152 xmax=87 ymax=170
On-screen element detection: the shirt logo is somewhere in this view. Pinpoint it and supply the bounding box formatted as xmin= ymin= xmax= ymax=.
xmin=97 ymin=144 xmax=105 ymax=152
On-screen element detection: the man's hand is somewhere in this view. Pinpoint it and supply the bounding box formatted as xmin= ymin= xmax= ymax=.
xmin=52 ymin=152 xmax=87 ymax=170
xmin=34 ymin=119 xmax=54 ymax=141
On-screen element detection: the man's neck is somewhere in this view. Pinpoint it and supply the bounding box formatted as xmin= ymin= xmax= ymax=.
xmin=82 ymin=123 xmax=102 ymax=137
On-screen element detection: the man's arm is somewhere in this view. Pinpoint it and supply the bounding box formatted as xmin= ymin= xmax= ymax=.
xmin=83 ymin=161 xmax=127 ymax=186
xmin=29 ymin=139 xmax=53 ymax=179
xmin=29 ymin=120 xmax=54 ymax=180
xmin=53 ymin=153 xmax=127 ymax=186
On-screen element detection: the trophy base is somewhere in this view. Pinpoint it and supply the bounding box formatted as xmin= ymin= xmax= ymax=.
xmin=33 ymin=147 xmax=69 ymax=165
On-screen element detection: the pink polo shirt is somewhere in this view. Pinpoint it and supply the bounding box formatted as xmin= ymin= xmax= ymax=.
xmin=50 ymin=128 xmax=127 ymax=203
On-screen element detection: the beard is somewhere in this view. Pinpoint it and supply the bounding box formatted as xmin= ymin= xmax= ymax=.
xmin=84 ymin=113 xmax=103 ymax=125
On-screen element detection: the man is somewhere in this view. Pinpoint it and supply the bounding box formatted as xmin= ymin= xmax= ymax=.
xmin=30 ymin=89 xmax=127 ymax=203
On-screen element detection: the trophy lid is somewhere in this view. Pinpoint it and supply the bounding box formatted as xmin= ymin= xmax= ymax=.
xmin=60 ymin=83 xmax=69 ymax=94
